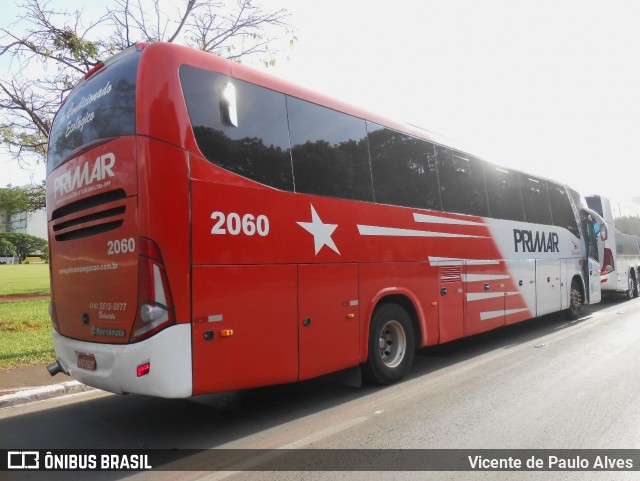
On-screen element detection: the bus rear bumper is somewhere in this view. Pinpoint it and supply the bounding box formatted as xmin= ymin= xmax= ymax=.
xmin=600 ymin=272 xmax=620 ymax=292
xmin=51 ymin=323 xmax=192 ymax=398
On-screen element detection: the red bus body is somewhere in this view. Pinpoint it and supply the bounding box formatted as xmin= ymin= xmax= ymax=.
xmin=46 ymin=43 xmax=601 ymax=397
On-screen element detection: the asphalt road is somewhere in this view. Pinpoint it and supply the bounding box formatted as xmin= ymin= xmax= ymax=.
xmin=2 ymin=296 xmax=640 ymax=481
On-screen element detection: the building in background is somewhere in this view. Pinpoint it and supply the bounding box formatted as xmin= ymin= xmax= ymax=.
xmin=0 ymin=184 xmax=47 ymax=264
xmin=2 ymin=208 xmax=47 ymax=240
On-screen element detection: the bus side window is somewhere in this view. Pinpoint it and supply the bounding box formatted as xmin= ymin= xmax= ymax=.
xmin=435 ymin=146 xmax=489 ymax=217
xmin=287 ymin=97 xmax=374 ymax=202
xmin=485 ymin=163 xmax=525 ymax=222
xmin=520 ymin=175 xmax=553 ymax=226
xmin=585 ymin=218 xmax=599 ymax=262
xmin=180 ymin=65 xmax=294 ymax=191
xmin=367 ymin=122 xmax=441 ymax=211
xmin=548 ymin=183 xmax=580 ymax=237
xmin=593 ymin=221 xmax=601 ymax=239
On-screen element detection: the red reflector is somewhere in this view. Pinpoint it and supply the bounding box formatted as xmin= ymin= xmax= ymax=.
xmin=84 ymin=62 xmax=105 ymax=79
xmin=137 ymin=362 xmax=151 ymax=377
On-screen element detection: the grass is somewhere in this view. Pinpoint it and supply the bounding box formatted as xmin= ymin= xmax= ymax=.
xmin=0 ymin=264 xmax=50 ymax=297
xmin=0 ymin=265 xmax=52 ymax=367
xmin=0 ymin=299 xmax=54 ymax=368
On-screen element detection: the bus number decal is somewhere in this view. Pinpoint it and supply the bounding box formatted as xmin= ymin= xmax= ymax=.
xmin=107 ymin=237 xmax=136 ymax=255
xmin=211 ymin=211 xmax=269 ymax=236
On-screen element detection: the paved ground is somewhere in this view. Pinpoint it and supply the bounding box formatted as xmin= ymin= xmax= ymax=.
xmin=0 ymin=363 xmax=94 ymax=408
xmin=0 ymin=363 xmax=64 ymax=394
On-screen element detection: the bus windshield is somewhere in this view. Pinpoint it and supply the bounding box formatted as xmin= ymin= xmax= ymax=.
xmin=47 ymin=49 xmax=140 ymax=173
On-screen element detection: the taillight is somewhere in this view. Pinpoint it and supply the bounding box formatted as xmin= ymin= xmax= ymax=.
xmin=601 ymin=248 xmax=614 ymax=275
xmin=130 ymin=238 xmax=175 ymax=342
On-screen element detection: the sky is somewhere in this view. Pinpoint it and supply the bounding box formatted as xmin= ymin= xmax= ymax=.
xmin=2 ymin=0 xmax=640 ymax=210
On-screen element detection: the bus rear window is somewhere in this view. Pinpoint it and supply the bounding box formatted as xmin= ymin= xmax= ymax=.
xmin=47 ymin=50 xmax=139 ymax=172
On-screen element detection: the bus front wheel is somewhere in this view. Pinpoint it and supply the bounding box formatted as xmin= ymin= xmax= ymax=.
xmin=363 ymin=303 xmax=415 ymax=385
xmin=564 ymin=279 xmax=583 ymax=320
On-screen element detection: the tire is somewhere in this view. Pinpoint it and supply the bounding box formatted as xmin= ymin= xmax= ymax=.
xmin=625 ymin=272 xmax=636 ymax=300
xmin=564 ymin=279 xmax=583 ymax=320
xmin=363 ymin=303 xmax=415 ymax=385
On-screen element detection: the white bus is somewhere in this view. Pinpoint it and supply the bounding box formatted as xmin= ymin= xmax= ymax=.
xmin=585 ymin=195 xmax=640 ymax=299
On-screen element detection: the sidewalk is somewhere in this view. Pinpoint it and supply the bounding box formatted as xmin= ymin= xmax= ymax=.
xmin=0 ymin=363 xmax=94 ymax=408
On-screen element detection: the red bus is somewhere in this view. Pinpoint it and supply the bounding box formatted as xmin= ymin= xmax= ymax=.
xmin=46 ymin=42 xmax=603 ymax=398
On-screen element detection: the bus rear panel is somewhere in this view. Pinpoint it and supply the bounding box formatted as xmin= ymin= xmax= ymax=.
xmin=47 ymin=45 xmax=192 ymax=397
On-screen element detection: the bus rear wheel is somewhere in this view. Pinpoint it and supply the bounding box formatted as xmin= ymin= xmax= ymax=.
xmin=363 ymin=303 xmax=415 ymax=385
xmin=625 ymin=272 xmax=637 ymax=300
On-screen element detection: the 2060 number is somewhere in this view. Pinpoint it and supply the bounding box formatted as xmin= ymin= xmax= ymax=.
xmin=107 ymin=237 xmax=136 ymax=255
xmin=211 ymin=212 xmax=269 ymax=236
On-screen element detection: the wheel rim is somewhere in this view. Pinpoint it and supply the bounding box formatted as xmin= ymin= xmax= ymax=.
xmin=378 ymin=320 xmax=406 ymax=368
xmin=629 ymin=275 xmax=635 ymax=297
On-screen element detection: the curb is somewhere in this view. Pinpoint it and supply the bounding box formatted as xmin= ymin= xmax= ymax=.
xmin=0 ymin=381 xmax=96 ymax=409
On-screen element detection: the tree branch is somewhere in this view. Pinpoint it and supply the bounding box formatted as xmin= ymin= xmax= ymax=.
xmin=0 ymin=0 xmax=295 ymax=169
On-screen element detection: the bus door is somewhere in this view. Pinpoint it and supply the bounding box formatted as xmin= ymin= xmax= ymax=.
xmin=298 ymin=264 xmax=360 ymax=381
xmin=581 ymin=212 xmax=603 ymax=304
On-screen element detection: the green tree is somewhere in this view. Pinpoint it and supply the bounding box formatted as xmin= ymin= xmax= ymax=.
xmin=0 ymin=237 xmax=16 ymax=259
xmin=0 ymin=183 xmax=46 ymax=211
xmin=614 ymin=215 xmax=640 ymax=236
xmin=0 ymin=0 xmax=295 ymax=171
xmin=0 ymin=232 xmax=47 ymax=262
xmin=0 ymin=183 xmax=46 ymax=230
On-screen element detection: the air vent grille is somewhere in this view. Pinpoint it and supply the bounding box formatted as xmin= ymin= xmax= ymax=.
xmin=51 ymin=189 xmax=128 ymax=241
xmin=440 ymin=266 xmax=462 ymax=283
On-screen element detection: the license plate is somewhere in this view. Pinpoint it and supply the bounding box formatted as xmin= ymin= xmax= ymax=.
xmin=77 ymin=353 xmax=97 ymax=371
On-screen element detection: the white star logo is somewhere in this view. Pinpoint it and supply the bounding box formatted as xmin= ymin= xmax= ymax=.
xmin=297 ymin=204 xmax=340 ymax=255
